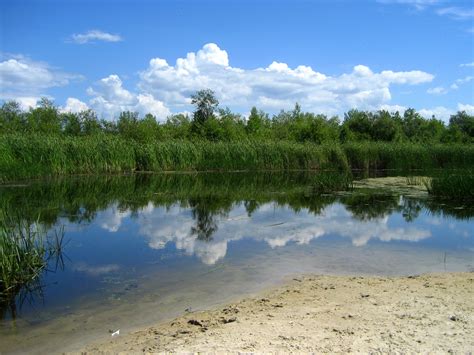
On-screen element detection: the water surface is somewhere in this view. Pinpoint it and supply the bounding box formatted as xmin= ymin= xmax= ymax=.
xmin=0 ymin=172 xmax=473 ymax=353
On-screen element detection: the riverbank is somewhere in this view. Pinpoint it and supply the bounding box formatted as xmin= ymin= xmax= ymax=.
xmin=2 ymin=134 xmax=474 ymax=182
xmin=83 ymin=272 xmax=473 ymax=353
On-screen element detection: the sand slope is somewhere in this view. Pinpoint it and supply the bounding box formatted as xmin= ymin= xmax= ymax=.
xmin=84 ymin=272 xmax=473 ymax=353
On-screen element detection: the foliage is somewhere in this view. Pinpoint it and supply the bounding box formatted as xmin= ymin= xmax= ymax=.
xmin=1 ymin=92 xmax=473 ymax=144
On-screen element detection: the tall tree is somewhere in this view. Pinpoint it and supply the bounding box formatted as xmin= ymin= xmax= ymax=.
xmin=191 ymin=89 xmax=219 ymax=126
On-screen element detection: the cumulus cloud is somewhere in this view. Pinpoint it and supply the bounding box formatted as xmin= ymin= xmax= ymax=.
xmin=0 ymin=54 xmax=81 ymax=107
xmin=379 ymin=104 xmax=408 ymax=113
xmin=458 ymin=103 xmax=474 ymax=114
xmin=70 ymin=30 xmax=122 ymax=44
xmin=418 ymin=106 xmax=454 ymax=119
xmin=61 ymin=97 xmax=89 ymax=113
xmin=136 ymin=43 xmax=433 ymax=115
xmin=86 ymin=74 xmax=170 ymax=120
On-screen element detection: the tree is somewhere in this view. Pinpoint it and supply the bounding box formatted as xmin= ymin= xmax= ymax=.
xmin=449 ymin=111 xmax=474 ymax=139
xmin=246 ymin=106 xmax=270 ymax=138
xmin=62 ymin=112 xmax=81 ymax=136
xmin=80 ymin=109 xmax=101 ymax=135
xmin=0 ymin=101 xmax=25 ymax=133
xmin=191 ymin=89 xmax=219 ymax=126
xmin=27 ymin=98 xmax=61 ymax=134
xmin=371 ymin=110 xmax=401 ymax=142
xmin=117 ymin=111 xmax=139 ymax=139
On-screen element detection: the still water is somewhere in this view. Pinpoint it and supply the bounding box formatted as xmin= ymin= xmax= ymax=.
xmin=0 ymin=172 xmax=473 ymax=353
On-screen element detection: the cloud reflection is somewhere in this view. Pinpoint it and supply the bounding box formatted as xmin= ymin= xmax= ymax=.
xmin=95 ymin=200 xmax=432 ymax=265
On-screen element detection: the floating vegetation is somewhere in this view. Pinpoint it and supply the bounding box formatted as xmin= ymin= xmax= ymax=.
xmin=0 ymin=214 xmax=65 ymax=319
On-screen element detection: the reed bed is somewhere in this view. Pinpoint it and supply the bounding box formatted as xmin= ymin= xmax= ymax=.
xmin=426 ymin=171 xmax=474 ymax=200
xmin=0 ymin=134 xmax=473 ymax=182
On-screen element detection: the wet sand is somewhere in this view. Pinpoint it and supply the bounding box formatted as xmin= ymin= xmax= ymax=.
xmin=84 ymin=272 xmax=473 ymax=353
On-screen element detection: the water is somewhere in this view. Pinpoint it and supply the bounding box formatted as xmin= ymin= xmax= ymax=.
xmin=0 ymin=172 xmax=473 ymax=353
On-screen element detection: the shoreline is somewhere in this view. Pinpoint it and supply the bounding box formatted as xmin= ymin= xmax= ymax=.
xmin=83 ymin=272 xmax=473 ymax=353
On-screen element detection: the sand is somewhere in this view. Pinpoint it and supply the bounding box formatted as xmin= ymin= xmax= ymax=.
xmin=82 ymin=272 xmax=473 ymax=353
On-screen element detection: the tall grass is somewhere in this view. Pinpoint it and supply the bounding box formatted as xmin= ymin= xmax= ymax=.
xmin=0 ymin=215 xmax=64 ymax=316
xmin=1 ymin=134 xmax=473 ymax=182
xmin=343 ymin=142 xmax=474 ymax=171
xmin=425 ymin=171 xmax=474 ymax=200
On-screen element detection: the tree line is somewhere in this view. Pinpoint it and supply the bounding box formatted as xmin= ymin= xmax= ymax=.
xmin=1 ymin=90 xmax=472 ymax=143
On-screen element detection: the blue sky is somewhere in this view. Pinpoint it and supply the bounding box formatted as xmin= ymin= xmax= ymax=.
xmin=1 ymin=0 xmax=473 ymax=121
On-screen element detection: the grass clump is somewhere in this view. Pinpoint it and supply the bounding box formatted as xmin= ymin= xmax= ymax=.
xmin=0 ymin=215 xmax=64 ymax=317
xmin=311 ymin=172 xmax=353 ymax=194
xmin=426 ymin=171 xmax=474 ymax=200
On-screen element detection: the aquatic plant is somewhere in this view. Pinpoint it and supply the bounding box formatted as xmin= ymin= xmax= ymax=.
xmin=1 ymin=134 xmax=473 ymax=182
xmin=425 ymin=171 xmax=474 ymax=200
xmin=311 ymin=171 xmax=353 ymax=194
xmin=0 ymin=215 xmax=64 ymax=318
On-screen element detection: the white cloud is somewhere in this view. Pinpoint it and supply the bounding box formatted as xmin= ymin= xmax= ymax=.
xmin=13 ymin=97 xmax=40 ymax=110
xmin=427 ymin=86 xmax=449 ymax=95
xmin=418 ymin=106 xmax=454 ymax=119
xmin=71 ymin=30 xmax=122 ymax=44
xmin=458 ymin=103 xmax=474 ymax=114
xmin=379 ymin=104 xmax=407 ymax=113
xmin=417 ymin=103 xmax=474 ymax=120
xmin=436 ymin=7 xmax=474 ymax=20
xmin=460 ymin=62 xmax=474 ymax=67
xmin=61 ymin=97 xmax=89 ymax=113
xmin=136 ymin=43 xmax=433 ymax=115
xmin=0 ymin=54 xmax=81 ymax=106
xmin=86 ymin=74 xmax=170 ymax=120
xmin=427 ymin=76 xmax=474 ymax=95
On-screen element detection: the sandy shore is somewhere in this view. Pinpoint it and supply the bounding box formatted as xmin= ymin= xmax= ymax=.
xmin=83 ymin=272 xmax=473 ymax=353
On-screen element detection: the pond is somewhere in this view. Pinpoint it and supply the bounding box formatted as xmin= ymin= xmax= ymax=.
xmin=0 ymin=172 xmax=473 ymax=353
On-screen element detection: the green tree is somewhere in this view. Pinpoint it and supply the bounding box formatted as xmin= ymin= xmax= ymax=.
xmin=164 ymin=113 xmax=191 ymax=139
xmin=449 ymin=111 xmax=474 ymax=139
xmin=27 ymin=98 xmax=61 ymax=134
xmin=80 ymin=109 xmax=102 ymax=135
xmin=0 ymin=101 xmax=26 ymax=134
xmin=246 ymin=106 xmax=270 ymax=138
xmin=118 ymin=111 xmax=140 ymax=140
xmin=62 ymin=112 xmax=81 ymax=136
xmin=190 ymin=89 xmax=219 ymax=137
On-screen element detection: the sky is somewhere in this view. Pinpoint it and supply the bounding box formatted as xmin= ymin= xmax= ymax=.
xmin=0 ymin=0 xmax=473 ymax=122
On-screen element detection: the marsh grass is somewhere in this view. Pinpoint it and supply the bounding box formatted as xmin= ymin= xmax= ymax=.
xmin=426 ymin=171 xmax=474 ymax=200
xmin=0 ymin=214 xmax=65 ymax=317
xmin=1 ymin=134 xmax=473 ymax=182
xmin=311 ymin=172 xmax=353 ymax=194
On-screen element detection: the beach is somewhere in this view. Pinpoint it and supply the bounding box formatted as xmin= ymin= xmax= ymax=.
xmin=83 ymin=272 xmax=473 ymax=353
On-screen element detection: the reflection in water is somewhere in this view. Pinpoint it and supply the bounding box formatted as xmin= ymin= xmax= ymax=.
xmin=0 ymin=172 xmax=473 ymax=353
xmin=133 ymin=202 xmax=432 ymax=265
xmin=0 ymin=172 xmax=473 ymax=318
